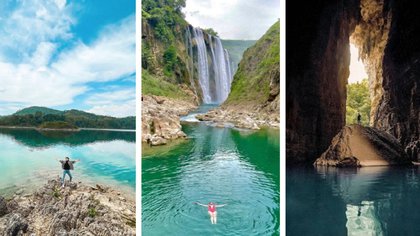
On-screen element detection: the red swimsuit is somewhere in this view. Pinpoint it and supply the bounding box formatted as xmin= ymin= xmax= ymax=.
xmin=208 ymin=204 xmax=216 ymax=213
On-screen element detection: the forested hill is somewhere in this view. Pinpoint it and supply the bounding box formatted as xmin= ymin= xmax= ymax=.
xmin=225 ymin=20 xmax=280 ymax=107
xmin=0 ymin=106 xmax=135 ymax=129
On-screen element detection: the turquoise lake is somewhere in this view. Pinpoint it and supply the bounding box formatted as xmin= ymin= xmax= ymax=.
xmin=142 ymin=117 xmax=280 ymax=235
xmin=0 ymin=128 xmax=135 ymax=197
xmin=287 ymin=166 xmax=420 ymax=236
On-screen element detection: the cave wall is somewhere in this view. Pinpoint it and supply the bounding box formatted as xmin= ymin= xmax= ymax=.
xmin=287 ymin=0 xmax=420 ymax=164
xmin=286 ymin=0 xmax=360 ymax=164
xmin=350 ymin=0 xmax=391 ymax=126
xmin=377 ymin=0 xmax=420 ymax=160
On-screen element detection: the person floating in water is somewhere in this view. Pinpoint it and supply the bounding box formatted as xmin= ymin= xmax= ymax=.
xmin=58 ymin=157 xmax=80 ymax=187
xmin=357 ymin=112 xmax=362 ymax=125
xmin=194 ymin=202 xmax=227 ymax=224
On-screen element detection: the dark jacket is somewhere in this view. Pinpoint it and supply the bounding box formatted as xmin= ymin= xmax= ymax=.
xmin=60 ymin=160 xmax=75 ymax=170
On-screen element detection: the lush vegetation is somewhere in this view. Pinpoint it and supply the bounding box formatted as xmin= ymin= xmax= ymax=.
xmin=0 ymin=106 xmax=135 ymax=129
xmin=346 ymin=79 xmax=371 ymax=126
xmin=15 ymin=106 xmax=62 ymax=116
xmin=203 ymin=28 xmax=218 ymax=37
xmin=142 ymin=70 xmax=189 ymax=99
xmin=39 ymin=121 xmax=78 ymax=130
xmin=225 ymin=21 xmax=280 ymax=104
xmin=221 ymin=40 xmax=256 ymax=73
xmin=142 ymin=0 xmax=188 ymax=75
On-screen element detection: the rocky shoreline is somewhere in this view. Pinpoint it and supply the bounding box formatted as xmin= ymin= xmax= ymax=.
xmin=142 ymin=95 xmax=197 ymax=146
xmin=196 ymin=103 xmax=279 ymax=130
xmin=0 ymin=179 xmax=135 ymax=235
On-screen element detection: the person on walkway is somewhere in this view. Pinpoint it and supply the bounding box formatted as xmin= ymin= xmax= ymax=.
xmin=194 ymin=202 xmax=227 ymax=224
xmin=59 ymin=157 xmax=80 ymax=187
xmin=357 ymin=112 xmax=362 ymax=125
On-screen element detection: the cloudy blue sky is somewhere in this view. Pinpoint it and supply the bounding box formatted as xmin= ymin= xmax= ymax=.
xmin=0 ymin=0 xmax=135 ymax=117
xmin=183 ymin=0 xmax=280 ymax=40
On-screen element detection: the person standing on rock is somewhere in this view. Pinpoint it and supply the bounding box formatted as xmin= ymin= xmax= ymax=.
xmin=58 ymin=157 xmax=80 ymax=187
xmin=194 ymin=202 xmax=227 ymax=224
xmin=357 ymin=112 xmax=362 ymax=125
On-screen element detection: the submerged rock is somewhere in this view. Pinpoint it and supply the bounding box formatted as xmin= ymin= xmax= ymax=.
xmin=0 ymin=179 xmax=136 ymax=235
xmin=314 ymin=125 xmax=412 ymax=167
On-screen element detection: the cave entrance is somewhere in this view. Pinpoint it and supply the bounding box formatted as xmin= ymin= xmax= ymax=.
xmin=346 ymin=40 xmax=371 ymax=126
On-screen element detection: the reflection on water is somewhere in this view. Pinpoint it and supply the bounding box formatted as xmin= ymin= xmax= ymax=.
xmin=0 ymin=128 xmax=135 ymax=197
xmin=287 ymin=166 xmax=420 ymax=235
xmin=346 ymin=201 xmax=383 ymax=236
xmin=0 ymin=128 xmax=134 ymax=149
xmin=143 ymin=123 xmax=279 ymax=235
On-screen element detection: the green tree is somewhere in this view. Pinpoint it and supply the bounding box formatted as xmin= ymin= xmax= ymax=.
xmin=203 ymin=28 xmax=219 ymax=37
xmin=346 ymin=79 xmax=371 ymax=126
xmin=163 ymin=45 xmax=178 ymax=76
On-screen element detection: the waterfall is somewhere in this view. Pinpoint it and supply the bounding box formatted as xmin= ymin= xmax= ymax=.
xmin=212 ymin=37 xmax=231 ymax=103
xmin=190 ymin=27 xmax=233 ymax=104
xmin=184 ymin=27 xmax=197 ymax=97
xmin=192 ymin=28 xmax=212 ymax=103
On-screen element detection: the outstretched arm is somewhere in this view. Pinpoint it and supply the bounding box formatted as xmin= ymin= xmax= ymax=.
xmin=194 ymin=202 xmax=208 ymax=207
xmin=216 ymin=204 xmax=227 ymax=207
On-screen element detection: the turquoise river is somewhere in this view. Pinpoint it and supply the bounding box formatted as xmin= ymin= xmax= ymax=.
xmin=142 ymin=106 xmax=280 ymax=235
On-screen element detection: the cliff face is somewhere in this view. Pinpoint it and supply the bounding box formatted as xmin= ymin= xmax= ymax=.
xmin=141 ymin=14 xmax=199 ymax=103
xmin=197 ymin=21 xmax=280 ymax=129
xmin=287 ymin=0 xmax=419 ymax=164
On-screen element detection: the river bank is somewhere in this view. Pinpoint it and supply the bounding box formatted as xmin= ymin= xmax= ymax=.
xmin=142 ymin=95 xmax=197 ymax=146
xmin=0 ymin=179 xmax=135 ymax=235
xmin=196 ymin=103 xmax=280 ymax=130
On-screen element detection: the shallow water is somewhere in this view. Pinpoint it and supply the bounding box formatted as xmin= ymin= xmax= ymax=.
xmin=0 ymin=128 xmax=135 ymax=197
xmin=142 ymin=121 xmax=280 ymax=235
xmin=287 ymin=166 xmax=420 ymax=236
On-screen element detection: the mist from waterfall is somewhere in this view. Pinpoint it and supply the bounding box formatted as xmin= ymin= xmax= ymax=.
xmin=187 ymin=27 xmax=233 ymax=104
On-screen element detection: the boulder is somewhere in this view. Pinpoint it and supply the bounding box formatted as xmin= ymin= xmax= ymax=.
xmin=314 ymin=125 xmax=412 ymax=167
xmin=150 ymin=135 xmax=167 ymax=146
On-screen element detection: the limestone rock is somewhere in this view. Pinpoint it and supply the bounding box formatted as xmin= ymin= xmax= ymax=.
xmin=314 ymin=125 xmax=412 ymax=167
xmin=0 ymin=196 xmax=7 ymax=217
xmin=142 ymin=95 xmax=197 ymax=145
xmin=0 ymin=179 xmax=136 ymax=235
xmin=5 ymin=213 xmax=28 ymax=236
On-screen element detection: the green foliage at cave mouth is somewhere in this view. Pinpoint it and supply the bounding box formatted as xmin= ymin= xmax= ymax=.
xmin=346 ymin=78 xmax=371 ymax=126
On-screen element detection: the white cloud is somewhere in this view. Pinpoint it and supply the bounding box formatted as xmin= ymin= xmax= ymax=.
xmin=0 ymin=1 xmax=135 ymax=116
xmin=52 ymin=16 xmax=135 ymax=84
xmin=0 ymin=0 xmax=73 ymax=61
xmin=85 ymin=88 xmax=135 ymax=117
xmin=85 ymin=88 xmax=135 ymax=106
xmin=87 ymin=98 xmax=135 ymax=118
xmin=183 ymin=0 xmax=280 ymax=39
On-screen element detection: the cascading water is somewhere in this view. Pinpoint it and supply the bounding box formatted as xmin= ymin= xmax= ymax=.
xmin=188 ymin=27 xmax=233 ymax=104
xmin=192 ymin=28 xmax=212 ymax=103
xmin=184 ymin=27 xmax=198 ymax=97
